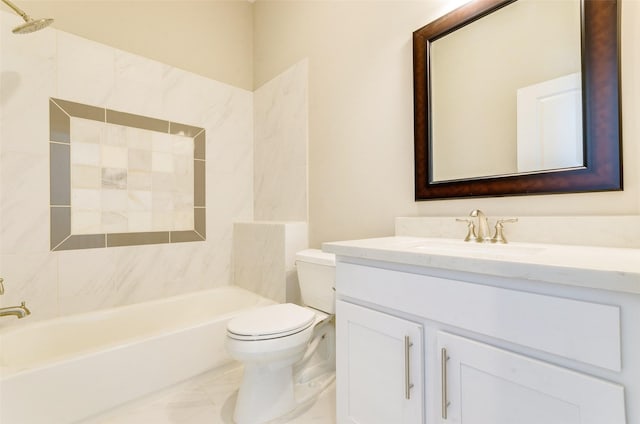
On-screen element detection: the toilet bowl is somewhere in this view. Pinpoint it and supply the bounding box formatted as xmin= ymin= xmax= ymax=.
xmin=226 ymin=249 xmax=335 ymax=424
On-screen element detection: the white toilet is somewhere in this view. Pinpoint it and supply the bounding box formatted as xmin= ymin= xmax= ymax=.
xmin=226 ymin=249 xmax=336 ymax=424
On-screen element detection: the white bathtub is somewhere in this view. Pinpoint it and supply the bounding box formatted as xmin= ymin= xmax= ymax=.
xmin=0 ymin=286 xmax=274 ymax=424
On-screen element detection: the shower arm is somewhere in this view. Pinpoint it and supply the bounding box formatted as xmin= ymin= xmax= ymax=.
xmin=1 ymin=0 xmax=53 ymax=34
xmin=1 ymin=0 xmax=31 ymax=21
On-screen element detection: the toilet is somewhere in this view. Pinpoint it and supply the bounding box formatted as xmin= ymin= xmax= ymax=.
xmin=226 ymin=249 xmax=336 ymax=424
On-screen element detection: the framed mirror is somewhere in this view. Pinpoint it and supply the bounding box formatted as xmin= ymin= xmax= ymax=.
xmin=413 ymin=0 xmax=621 ymax=200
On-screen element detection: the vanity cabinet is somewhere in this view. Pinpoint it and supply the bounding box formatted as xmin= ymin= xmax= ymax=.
xmin=333 ymin=259 xmax=631 ymax=424
xmin=336 ymin=300 xmax=423 ymax=424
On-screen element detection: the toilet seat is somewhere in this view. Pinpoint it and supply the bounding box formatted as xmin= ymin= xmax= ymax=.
xmin=227 ymin=303 xmax=316 ymax=341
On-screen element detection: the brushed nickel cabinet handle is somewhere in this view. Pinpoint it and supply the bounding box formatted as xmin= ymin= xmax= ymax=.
xmin=441 ymin=347 xmax=450 ymax=419
xmin=404 ymin=335 xmax=414 ymax=399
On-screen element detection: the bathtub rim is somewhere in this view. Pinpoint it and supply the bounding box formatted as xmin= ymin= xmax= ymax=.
xmin=0 ymin=285 xmax=274 ymax=377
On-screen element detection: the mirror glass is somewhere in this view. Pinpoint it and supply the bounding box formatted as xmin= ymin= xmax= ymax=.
xmin=430 ymin=0 xmax=582 ymax=182
xmin=413 ymin=0 xmax=621 ymax=200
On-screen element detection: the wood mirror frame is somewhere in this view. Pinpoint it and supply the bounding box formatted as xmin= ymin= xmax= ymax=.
xmin=413 ymin=0 xmax=621 ymax=200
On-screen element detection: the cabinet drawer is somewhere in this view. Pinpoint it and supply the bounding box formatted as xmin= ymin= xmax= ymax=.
xmin=337 ymin=263 xmax=621 ymax=371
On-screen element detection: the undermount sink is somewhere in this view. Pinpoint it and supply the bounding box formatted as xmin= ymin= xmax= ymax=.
xmin=410 ymin=238 xmax=546 ymax=257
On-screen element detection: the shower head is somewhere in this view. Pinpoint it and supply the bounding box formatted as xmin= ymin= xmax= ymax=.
xmin=12 ymin=17 xmax=54 ymax=34
xmin=1 ymin=0 xmax=54 ymax=34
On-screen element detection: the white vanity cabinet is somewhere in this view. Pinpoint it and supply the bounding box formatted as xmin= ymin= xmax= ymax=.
xmin=330 ymin=251 xmax=634 ymax=424
xmin=336 ymin=300 xmax=423 ymax=424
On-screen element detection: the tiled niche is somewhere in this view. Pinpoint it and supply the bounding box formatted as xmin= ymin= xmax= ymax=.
xmin=49 ymin=98 xmax=206 ymax=251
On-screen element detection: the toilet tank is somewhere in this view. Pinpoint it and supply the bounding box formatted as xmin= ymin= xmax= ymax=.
xmin=296 ymin=249 xmax=336 ymax=314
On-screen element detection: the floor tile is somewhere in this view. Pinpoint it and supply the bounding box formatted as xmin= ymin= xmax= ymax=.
xmin=79 ymin=363 xmax=335 ymax=424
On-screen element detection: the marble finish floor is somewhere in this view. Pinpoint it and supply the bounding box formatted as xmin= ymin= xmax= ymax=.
xmin=80 ymin=364 xmax=336 ymax=424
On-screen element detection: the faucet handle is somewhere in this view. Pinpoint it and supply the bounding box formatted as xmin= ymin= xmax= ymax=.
xmin=0 ymin=278 xmax=4 ymax=295
xmin=456 ymin=218 xmax=477 ymax=242
xmin=492 ymin=218 xmax=518 ymax=244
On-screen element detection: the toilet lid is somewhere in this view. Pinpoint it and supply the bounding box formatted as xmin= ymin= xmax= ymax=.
xmin=227 ymin=303 xmax=316 ymax=340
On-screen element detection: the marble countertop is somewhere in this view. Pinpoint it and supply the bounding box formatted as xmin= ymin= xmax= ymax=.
xmin=323 ymin=236 xmax=640 ymax=295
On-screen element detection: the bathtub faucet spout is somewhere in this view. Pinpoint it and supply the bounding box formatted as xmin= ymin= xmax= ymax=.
xmin=0 ymin=301 xmax=31 ymax=319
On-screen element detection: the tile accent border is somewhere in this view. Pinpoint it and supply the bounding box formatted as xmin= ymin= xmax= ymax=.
xmin=49 ymin=98 xmax=206 ymax=251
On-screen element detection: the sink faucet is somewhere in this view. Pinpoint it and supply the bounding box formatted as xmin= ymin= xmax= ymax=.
xmin=0 ymin=301 xmax=31 ymax=319
xmin=470 ymin=209 xmax=491 ymax=242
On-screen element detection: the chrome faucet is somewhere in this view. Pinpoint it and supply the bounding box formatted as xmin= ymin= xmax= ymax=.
xmin=470 ymin=209 xmax=491 ymax=242
xmin=0 ymin=301 xmax=31 ymax=319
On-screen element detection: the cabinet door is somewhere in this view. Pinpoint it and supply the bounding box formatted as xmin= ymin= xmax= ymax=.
xmin=337 ymin=301 xmax=423 ymax=424
xmin=437 ymin=332 xmax=626 ymax=424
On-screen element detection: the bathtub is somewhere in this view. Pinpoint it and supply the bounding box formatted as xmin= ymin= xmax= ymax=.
xmin=0 ymin=286 xmax=274 ymax=424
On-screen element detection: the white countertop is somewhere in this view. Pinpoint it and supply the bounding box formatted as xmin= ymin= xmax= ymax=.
xmin=323 ymin=236 xmax=640 ymax=294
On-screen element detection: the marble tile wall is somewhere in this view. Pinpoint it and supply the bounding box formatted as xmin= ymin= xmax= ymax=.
xmin=68 ymin=116 xmax=197 ymax=235
xmin=232 ymin=221 xmax=308 ymax=303
xmin=232 ymin=61 xmax=310 ymax=303
xmin=253 ymin=59 xmax=308 ymax=221
xmin=50 ymin=98 xmax=205 ymax=250
xmin=0 ymin=11 xmax=253 ymax=323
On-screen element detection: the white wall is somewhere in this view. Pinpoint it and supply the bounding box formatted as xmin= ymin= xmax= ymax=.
xmin=254 ymin=0 xmax=640 ymax=248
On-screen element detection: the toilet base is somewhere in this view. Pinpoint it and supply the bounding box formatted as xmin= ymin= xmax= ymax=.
xmin=233 ymin=362 xmax=296 ymax=424
xmin=230 ymin=314 xmax=336 ymax=423
xmin=233 ymin=363 xmax=336 ymax=424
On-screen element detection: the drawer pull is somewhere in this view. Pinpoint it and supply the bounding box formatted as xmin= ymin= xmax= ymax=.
xmin=441 ymin=347 xmax=450 ymax=419
xmin=404 ymin=335 xmax=414 ymax=399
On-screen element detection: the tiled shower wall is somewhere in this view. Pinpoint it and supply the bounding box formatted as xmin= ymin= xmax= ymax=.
xmin=49 ymin=98 xmax=206 ymax=250
xmin=233 ymin=221 xmax=308 ymax=304
xmin=0 ymin=11 xmax=253 ymax=322
xmin=230 ymin=60 xmax=309 ymax=303
xmin=254 ymin=59 xmax=308 ymax=221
